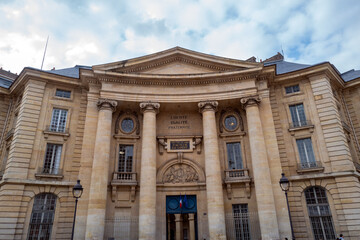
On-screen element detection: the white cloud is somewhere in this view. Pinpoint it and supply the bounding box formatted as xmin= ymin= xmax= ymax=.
xmin=0 ymin=0 xmax=359 ymax=74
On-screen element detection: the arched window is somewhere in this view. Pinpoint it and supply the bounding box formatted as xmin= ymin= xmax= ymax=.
xmin=27 ymin=193 xmax=57 ymax=240
xmin=305 ymin=187 xmax=336 ymax=240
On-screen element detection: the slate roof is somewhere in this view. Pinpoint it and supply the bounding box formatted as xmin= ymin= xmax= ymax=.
xmin=0 ymin=68 xmax=17 ymax=88
xmin=46 ymin=65 xmax=92 ymax=78
xmin=264 ymin=59 xmax=313 ymax=75
xmin=341 ymin=69 xmax=360 ymax=82
xmin=0 ymin=77 xmax=13 ymax=88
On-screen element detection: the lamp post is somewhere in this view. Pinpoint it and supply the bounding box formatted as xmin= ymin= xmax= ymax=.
xmin=71 ymin=180 xmax=83 ymax=240
xmin=279 ymin=173 xmax=295 ymax=240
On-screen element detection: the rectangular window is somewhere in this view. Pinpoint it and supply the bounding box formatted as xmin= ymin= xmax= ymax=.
xmin=1 ymin=148 xmax=9 ymax=170
xmin=227 ymin=142 xmax=243 ymax=170
xmin=289 ymin=103 xmax=307 ymax=127
xmin=50 ymin=108 xmax=68 ymax=132
xmin=55 ymin=89 xmax=71 ymax=98
xmin=232 ymin=204 xmax=251 ymax=240
xmin=285 ymin=84 xmax=300 ymax=94
xmin=118 ymin=145 xmax=133 ymax=172
xmin=296 ymin=138 xmax=316 ymax=168
xmin=43 ymin=144 xmax=62 ymax=174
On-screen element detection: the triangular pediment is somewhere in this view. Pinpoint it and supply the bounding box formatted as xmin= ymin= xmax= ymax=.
xmin=93 ymin=47 xmax=261 ymax=75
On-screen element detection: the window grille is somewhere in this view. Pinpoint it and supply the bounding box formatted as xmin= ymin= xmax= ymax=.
xmin=118 ymin=145 xmax=133 ymax=172
xmin=27 ymin=193 xmax=57 ymax=240
xmin=232 ymin=204 xmax=251 ymax=240
xmin=227 ymin=142 xmax=243 ymax=170
xmin=305 ymin=187 xmax=336 ymax=240
xmin=296 ymin=138 xmax=316 ymax=168
xmin=289 ymin=103 xmax=307 ymax=127
xmin=43 ymin=144 xmax=62 ymax=174
xmin=285 ymin=84 xmax=300 ymax=94
xmin=55 ymin=89 xmax=71 ymax=98
xmin=50 ymin=108 xmax=68 ymax=132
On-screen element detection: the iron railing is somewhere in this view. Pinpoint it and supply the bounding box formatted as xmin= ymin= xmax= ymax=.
xmin=105 ymin=216 xmax=139 ymax=240
xmin=37 ymin=167 xmax=63 ymax=176
xmin=225 ymin=212 xmax=262 ymax=240
xmin=297 ymin=161 xmax=322 ymax=170
xmin=44 ymin=125 xmax=69 ymax=134
xmin=290 ymin=120 xmax=313 ymax=129
xmin=104 ymin=212 xmax=262 ymax=240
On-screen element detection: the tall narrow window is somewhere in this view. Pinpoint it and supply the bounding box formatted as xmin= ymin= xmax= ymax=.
xmin=27 ymin=193 xmax=57 ymax=240
xmin=50 ymin=108 xmax=68 ymax=132
xmin=227 ymin=142 xmax=243 ymax=170
xmin=296 ymin=138 xmax=317 ymax=168
xmin=305 ymin=187 xmax=336 ymax=240
xmin=43 ymin=144 xmax=62 ymax=174
xmin=233 ymin=204 xmax=250 ymax=240
xmin=118 ymin=145 xmax=133 ymax=172
xmin=1 ymin=148 xmax=9 ymax=171
xmin=289 ymin=103 xmax=307 ymax=127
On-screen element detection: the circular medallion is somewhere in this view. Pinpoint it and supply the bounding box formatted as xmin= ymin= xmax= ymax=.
xmin=168 ymin=199 xmax=179 ymax=210
xmin=121 ymin=118 xmax=134 ymax=133
xmin=224 ymin=115 xmax=238 ymax=131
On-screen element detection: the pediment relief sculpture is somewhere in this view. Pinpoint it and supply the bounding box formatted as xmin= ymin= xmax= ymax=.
xmin=163 ymin=164 xmax=199 ymax=184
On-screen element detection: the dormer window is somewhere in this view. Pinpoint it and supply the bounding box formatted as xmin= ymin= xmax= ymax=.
xmin=55 ymin=89 xmax=71 ymax=98
xmin=285 ymin=84 xmax=300 ymax=94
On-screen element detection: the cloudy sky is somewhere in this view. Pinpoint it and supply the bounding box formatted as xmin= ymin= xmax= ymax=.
xmin=0 ymin=0 xmax=359 ymax=74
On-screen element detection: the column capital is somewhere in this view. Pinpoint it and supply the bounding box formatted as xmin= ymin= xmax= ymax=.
xmin=97 ymin=98 xmax=117 ymax=112
xmin=140 ymin=101 xmax=160 ymax=114
xmin=198 ymin=100 xmax=218 ymax=113
xmin=240 ymin=95 xmax=261 ymax=109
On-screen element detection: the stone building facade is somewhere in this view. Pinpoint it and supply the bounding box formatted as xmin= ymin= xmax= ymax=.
xmin=0 ymin=47 xmax=360 ymax=240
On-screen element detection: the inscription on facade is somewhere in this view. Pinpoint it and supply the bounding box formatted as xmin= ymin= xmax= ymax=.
xmin=170 ymin=141 xmax=190 ymax=150
xmin=168 ymin=115 xmax=190 ymax=129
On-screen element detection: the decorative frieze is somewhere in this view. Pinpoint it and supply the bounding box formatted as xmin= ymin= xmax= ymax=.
xmin=97 ymin=98 xmax=117 ymax=112
xmin=198 ymin=100 xmax=218 ymax=113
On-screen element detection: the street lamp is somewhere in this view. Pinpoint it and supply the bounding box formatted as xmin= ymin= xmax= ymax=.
xmin=71 ymin=180 xmax=83 ymax=240
xmin=279 ymin=173 xmax=295 ymax=240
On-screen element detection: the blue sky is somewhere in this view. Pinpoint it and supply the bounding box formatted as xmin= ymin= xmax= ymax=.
xmin=0 ymin=0 xmax=360 ymax=74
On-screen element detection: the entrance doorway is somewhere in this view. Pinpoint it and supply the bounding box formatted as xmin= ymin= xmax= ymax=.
xmin=166 ymin=195 xmax=198 ymax=240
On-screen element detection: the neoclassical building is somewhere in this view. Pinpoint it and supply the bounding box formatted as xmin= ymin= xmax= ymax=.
xmin=0 ymin=47 xmax=360 ymax=240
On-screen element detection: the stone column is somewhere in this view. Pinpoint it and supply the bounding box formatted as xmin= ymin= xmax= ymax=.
xmin=198 ymin=101 xmax=227 ymax=240
xmin=189 ymin=213 xmax=196 ymax=240
xmin=241 ymin=96 xmax=280 ymax=239
xmin=138 ymin=102 xmax=160 ymax=240
xmin=85 ymin=99 xmax=117 ymax=240
xmin=175 ymin=214 xmax=183 ymax=240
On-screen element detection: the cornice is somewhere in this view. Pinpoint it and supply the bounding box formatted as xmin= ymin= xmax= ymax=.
xmin=94 ymin=68 xmax=261 ymax=86
xmin=114 ymin=55 xmax=242 ymax=73
xmin=9 ymin=68 xmax=82 ymax=94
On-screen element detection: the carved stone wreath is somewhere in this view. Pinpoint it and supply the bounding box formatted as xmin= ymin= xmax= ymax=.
xmin=162 ymin=164 xmax=199 ymax=184
xmin=219 ymin=108 xmax=244 ymax=133
xmin=115 ymin=110 xmax=140 ymax=135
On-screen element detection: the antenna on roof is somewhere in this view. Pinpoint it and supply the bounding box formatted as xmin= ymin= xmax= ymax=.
xmin=40 ymin=35 xmax=49 ymax=70
xmin=281 ymin=44 xmax=285 ymax=59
